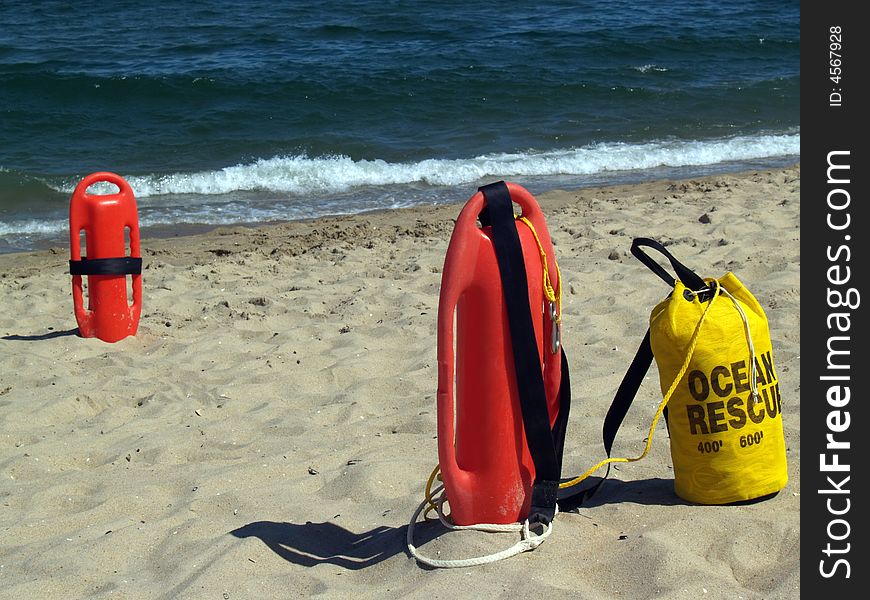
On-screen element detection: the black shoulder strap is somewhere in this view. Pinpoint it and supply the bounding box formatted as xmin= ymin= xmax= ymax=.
xmin=557 ymin=329 xmax=654 ymax=510
xmin=558 ymin=238 xmax=705 ymax=508
xmin=478 ymin=181 xmax=568 ymax=526
xmin=631 ymin=238 xmax=706 ymax=291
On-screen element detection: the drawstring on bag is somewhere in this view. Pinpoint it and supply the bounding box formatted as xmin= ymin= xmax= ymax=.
xmin=719 ymin=286 xmax=760 ymax=404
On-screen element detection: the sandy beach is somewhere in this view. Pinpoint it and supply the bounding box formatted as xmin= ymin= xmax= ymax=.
xmin=0 ymin=165 xmax=800 ymax=599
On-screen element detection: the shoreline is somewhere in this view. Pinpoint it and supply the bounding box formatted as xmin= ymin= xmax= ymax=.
xmin=0 ymin=164 xmax=800 ymax=599
xmin=0 ymin=158 xmax=800 ymax=258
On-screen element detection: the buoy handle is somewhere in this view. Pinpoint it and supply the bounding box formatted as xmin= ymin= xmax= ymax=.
xmin=453 ymin=181 xmax=544 ymax=235
xmin=436 ymin=210 xmax=480 ymax=492
xmin=74 ymin=171 xmax=135 ymax=199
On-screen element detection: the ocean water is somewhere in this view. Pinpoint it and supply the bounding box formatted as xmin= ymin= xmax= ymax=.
xmin=0 ymin=0 xmax=799 ymax=254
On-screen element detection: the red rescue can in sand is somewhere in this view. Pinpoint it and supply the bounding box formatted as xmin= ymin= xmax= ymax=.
xmin=69 ymin=172 xmax=142 ymax=342
xmin=436 ymin=182 xmax=564 ymax=525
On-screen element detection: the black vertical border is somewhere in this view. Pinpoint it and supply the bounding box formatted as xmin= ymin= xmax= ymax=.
xmin=802 ymin=1 xmax=866 ymax=596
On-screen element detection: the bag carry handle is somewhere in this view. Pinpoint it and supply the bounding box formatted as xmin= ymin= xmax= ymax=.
xmin=630 ymin=237 xmax=706 ymax=291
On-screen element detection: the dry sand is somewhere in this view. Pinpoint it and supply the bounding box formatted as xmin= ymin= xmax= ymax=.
xmin=0 ymin=164 xmax=800 ymax=599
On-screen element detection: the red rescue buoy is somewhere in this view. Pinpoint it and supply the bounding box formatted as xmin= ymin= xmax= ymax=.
xmin=436 ymin=182 xmax=564 ymax=526
xmin=69 ymin=172 xmax=142 ymax=342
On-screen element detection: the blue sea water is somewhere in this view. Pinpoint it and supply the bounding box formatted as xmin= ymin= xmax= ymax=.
xmin=0 ymin=0 xmax=799 ymax=254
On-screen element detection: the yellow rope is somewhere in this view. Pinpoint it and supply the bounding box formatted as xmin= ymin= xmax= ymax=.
xmin=559 ymin=282 xmax=722 ymax=490
xmin=424 ymin=465 xmax=443 ymax=519
xmin=517 ymin=216 xmax=562 ymax=322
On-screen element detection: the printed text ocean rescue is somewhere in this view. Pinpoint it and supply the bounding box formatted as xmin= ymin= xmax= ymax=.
xmin=684 ymin=351 xmax=780 ymax=434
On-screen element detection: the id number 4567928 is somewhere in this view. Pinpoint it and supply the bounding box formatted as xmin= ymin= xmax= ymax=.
xmin=829 ymin=26 xmax=843 ymax=107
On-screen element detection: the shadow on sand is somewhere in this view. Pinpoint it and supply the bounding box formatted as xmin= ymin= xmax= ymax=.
xmin=231 ymin=518 xmax=444 ymax=570
xmin=2 ymin=328 xmax=79 ymax=341
xmin=230 ymin=477 xmax=703 ymax=569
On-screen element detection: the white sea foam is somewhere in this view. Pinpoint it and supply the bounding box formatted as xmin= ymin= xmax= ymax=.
xmin=0 ymin=218 xmax=69 ymax=237
xmin=633 ymin=64 xmax=669 ymax=73
xmin=3 ymin=133 xmax=799 ymax=251
xmin=86 ymin=133 xmax=800 ymax=199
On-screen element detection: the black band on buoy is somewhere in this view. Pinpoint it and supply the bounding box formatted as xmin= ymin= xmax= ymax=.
xmin=69 ymin=257 xmax=142 ymax=276
xmin=478 ymin=180 xmax=564 ymax=525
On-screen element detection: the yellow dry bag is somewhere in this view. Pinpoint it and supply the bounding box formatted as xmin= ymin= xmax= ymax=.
xmin=629 ymin=238 xmax=789 ymax=504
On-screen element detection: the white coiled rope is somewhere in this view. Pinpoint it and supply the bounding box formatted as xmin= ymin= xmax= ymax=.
xmin=407 ymin=484 xmax=555 ymax=568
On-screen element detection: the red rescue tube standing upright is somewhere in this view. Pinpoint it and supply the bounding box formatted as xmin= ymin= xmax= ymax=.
xmin=437 ymin=182 xmax=563 ymax=526
xmin=69 ymin=172 xmax=142 ymax=343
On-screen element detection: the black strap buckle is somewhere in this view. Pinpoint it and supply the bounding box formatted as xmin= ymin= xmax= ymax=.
xmin=529 ymin=480 xmax=560 ymax=525
xmin=70 ymin=257 xmax=142 ymax=276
